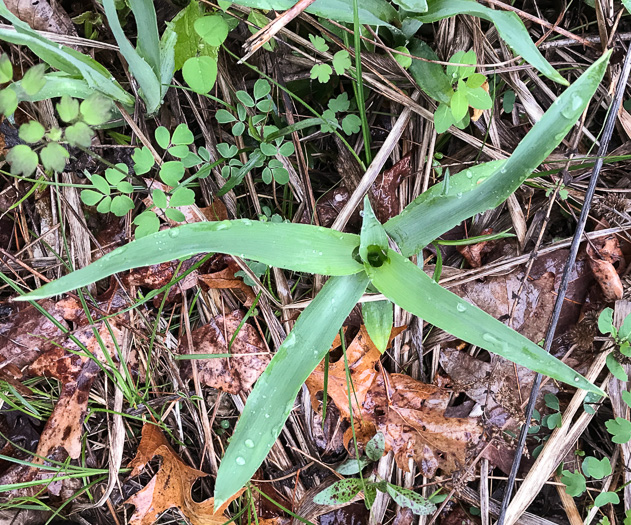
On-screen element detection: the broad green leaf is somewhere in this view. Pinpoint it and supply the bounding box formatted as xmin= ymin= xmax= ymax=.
xmin=159 ymin=161 xmax=185 ymax=186
xmin=21 ymin=64 xmax=46 ymax=96
xmin=362 ymin=300 xmax=393 ymax=353
xmin=619 ymin=312 xmax=631 ymax=340
xmin=80 ymin=94 xmax=113 ymax=126
xmin=102 ymin=0 xmax=161 ymax=113
xmin=40 ymin=142 xmax=69 ymax=172
xmin=155 ymin=126 xmax=171 ymax=149
xmin=169 ymin=186 xmax=195 ymax=207
xmin=336 ymin=457 xmax=372 ymax=475
xmin=385 ymin=484 xmax=436 ymax=515
xmin=159 ymin=17 xmax=177 ymax=99
xmin=385 ymin=51 xmax=611 ymax=257
xmin=466 ymin=86 xmax=492 ymax=110
xmin=314 ymin=479 xmax=365 ymax=505
xmin=56 ymin=95 xmax=79 ymax=123
xmin=418 ymin=0 xmax=567 ymax=85
xmin=599 ymin=308 xmax=615 ymax=335
xmin=168 ymin=0 xmax=219 ymax=71
xmin=90 ymin=174 xmax=111 ymax=196
xmin=129 ymin=0 xmax=161 ymax=78
xmin=182 ymin=55 xmax=218 ymax=94
xmin=228 ymin=0 xmax=397 ymax=26
xmin=7 ymin=145 xmax=38 ymax=176
xmin=152 ymin=189 xmax=168 ymax=209
xmin=132 ymin=146 xmax=155 ymax=175
xmin=594 ymin=492 xmax=620 ymax=507
xmin=0 ymin=86 xmax=17 ymax=116
xmin=0 ymin=54 xmax=12 ymax=83
xmin=365 ymin=432 xmax=385 ymax=461
xmin=606 ymin=353 xmax=628 ymax=381
xmin=329 ymin=92 xmax=350 ymax=113
xmin=392 ymin=0 xmax=427 ymax=12
xmin=214 ymin=272 xmax=370 ymax=508
xmin=365 ymin=249 xmax=604 ymax=395
xmin=97 ymin=195 xmax=112 ymax=214
xmin=606 ymin=417 xmax=631 ymax=444
xmin=408 ymin=39 xmax=452 ymax=104
xmin=171 ymin=123 xmax=194 ymax=145
xmin=393 ymin=46 xmax=412 ymax=69
xmin=133 ymin=210 xmax=160 ymax=238
xmin=434 ymin=103 xmax=454 ymax=133
xmin=309 ymin=34 xmax=329 ymax=53
xmin=110 ymin=195 xmax=134 ymax=216
xmin=194 ymin=15 xmax=229 ymax=47
xmin=216 ymin=109 xmax=236 ymax=123
xmin=446 ymin=50 xmax=476 ymax=81
xmin=16 ymin=221 xmax=364 ymax=300
xmin=582 ymin=456 xmax=612 ymax=480
xmin=561 ymin=470 xmax=586 ymax=497
xmin=105 ymin=164 xmax=128 ymax=185
xmin=342 ymin=114 xmax=361 ymax=135
xmin=450 ymin=88 xmax=468 ymax=121
xmin=18 ymin=121 xmax=45 ymax=143
xmin=332 ymin=50 xmax=351 ymax=75
xmin=359 ymin=196 xmax=388 ymax=267
xmin=81 ymin=189 xmax=104 ymax=206
xmin=311 ymin=63 xmax=334 ymax=83
xmin=0 ymin=0 xmax=133 ymax=106
xmin=65 ymin=121 xmax=94 ymax=148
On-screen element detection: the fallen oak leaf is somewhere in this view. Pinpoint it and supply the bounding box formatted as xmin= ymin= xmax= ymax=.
xmin=127 ymin=423 xmax=237 ymax=525
xmin=179 ymin=310 xmax=271 ymax=394
xmin=198 ymin=255 xmax=257 ymax=307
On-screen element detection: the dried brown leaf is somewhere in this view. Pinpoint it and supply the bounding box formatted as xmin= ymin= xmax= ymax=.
xmin=179 ymin=310 xmax=270 ymax=394
xmin=127 ymin=424 xmax=230 ymax=525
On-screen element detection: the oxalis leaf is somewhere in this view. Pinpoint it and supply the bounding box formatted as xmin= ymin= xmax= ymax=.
xmin=417 ymin=0 xmax=567 ymax=85
xmin=214 ymin=273 xmax=370 ymax=509
xmin=385 ymin=51 xmax=611 ymax=257
xmin=364 ymin=249 xmax=605 ymax=396
xmin=15 ymin=221 xmax=363 ymax=301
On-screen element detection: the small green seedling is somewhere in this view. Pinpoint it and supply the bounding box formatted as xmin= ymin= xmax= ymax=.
xmin=598 ymin=308 xmax=631 ymax=381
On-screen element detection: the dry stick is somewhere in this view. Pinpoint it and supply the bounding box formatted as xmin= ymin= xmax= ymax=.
xmin=496 ymin=43 xmax=631 ymax=525
xmin=330 ymin=91 xmax=421 ymax=232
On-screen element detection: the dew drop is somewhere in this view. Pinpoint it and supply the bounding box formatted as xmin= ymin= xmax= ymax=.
xmin=264 ymin=413 xmax=270 ymax=418
xmin=236 ymin=456 xmax=246 ymax=465
xmin=168 ymin=228 xmax=180 ymax=238
xmin=318 ymin=251 xmax=323 ymax=256
xmin=465 ymin=170 xmax=473 ymax=179
xmin=456 ymin=192 xmax=463 ymax=199
xmin=215 ymin=220 xmax=231 ymax=231
xmin=242 ymin=219 xmax=253 ymax=226
xmin=244 ymin=439 xmax=255 ymax=448
xmin=456 ymin=303 xmax=467 ymax=312
xmin=574 ymin=376 xmax=581 ymax=383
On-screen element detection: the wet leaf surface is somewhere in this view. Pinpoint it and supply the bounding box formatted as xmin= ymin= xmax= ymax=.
xmin=127 ymin=423 xmax=229 ymax=525
xmin=179 ymin=310 xmax=270 ymax=394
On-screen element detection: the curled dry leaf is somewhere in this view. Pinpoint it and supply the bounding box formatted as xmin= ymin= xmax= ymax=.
xmin=179 ymin=310 xmax=270 ymax=394
xmin=306 ymin=325 xmax=481 ymax=476
xmin=127 ymin=424 xmax=232 ymax=525
xmin=586 ymin=235 xmax=623 ymax=302
xmin=198 ymin=255 xmax=257 ymax=306
xmin=456 ymin=228 xmax=495 ymax=268
xmin=371 ymin=153 xmax=411 ymax=223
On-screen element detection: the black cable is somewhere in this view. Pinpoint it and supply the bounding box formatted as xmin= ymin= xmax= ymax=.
xmin=496 ymin=42 xmax=631 ymax=525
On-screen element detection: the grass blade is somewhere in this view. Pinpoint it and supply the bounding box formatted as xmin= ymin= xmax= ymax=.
xmin=102 ymin=0 xmax=161 ymax=113
xmin=366 ymin=250 xmax=604 ymax=395
xmin=419 ymin=0 xmax=567 ymax=85
xmin=213 ymin=272 xmax=370 ymax=508
xmin=0 ymin=0 xmax=133 ymax=106
xmin=385 ymin=51 xmax=611 ymax=257
xmin=128 ymin=0 xmax=161 ymax=78
xmin=16 ymin=221 xmax=363 ymax=301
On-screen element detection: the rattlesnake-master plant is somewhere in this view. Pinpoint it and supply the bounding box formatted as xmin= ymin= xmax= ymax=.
xmin=17 ymin=52 xmax=611 ymax=507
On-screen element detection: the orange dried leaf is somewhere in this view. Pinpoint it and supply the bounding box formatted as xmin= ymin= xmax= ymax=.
xmin=127 ymin=424 xmax=233 ymax=525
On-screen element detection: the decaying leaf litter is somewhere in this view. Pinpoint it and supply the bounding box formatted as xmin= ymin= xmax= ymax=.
xmin=0 ymin=0 xmax=630 ymax=524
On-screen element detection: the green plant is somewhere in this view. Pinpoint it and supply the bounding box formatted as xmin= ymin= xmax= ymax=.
xmin=15 ymin=51 xmax=611 ymax=508
xmin=427 ymin=50 xmax=492 ymax=133
xmin=598 ymin=307 xmax=631 ymax=381
xmin=0 ymin=0 xmax=172 ymax=114
xmin=80 ymin=164 xmax=135 ymax=217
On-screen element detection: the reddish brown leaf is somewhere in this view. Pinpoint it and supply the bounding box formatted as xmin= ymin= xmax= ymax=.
xmin=587 ymin=238 xmax=623 ymax=301
xmin=456 ymin=228 xmax=495 ymax=268
xmin=179 ymin=310 xmax=270 ymax=394
xmin=198 ymin=255 xmax=257 ymax=306
xmin=370 ymin=154 xmax=412 ymax=223
xmin=127 ymin=424 xmax=230 ymax=525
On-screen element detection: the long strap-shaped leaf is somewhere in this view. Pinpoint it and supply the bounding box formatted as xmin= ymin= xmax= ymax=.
xmin=418 ymin=0 xmax=567 ymax=85
xmin=214 ymin=272 xmax=370 ymax=508
xmin=365 ymin=250 xmax=605 ymax=396
xmin=102 ymin=0 xmax=161 ymax=114
xmin=0 ymin=0 xmax=133 ymax=106
xmin=384 ymin=51 xmax=611 ymax=257
xmin=227 ymin=0 xmax=397 ymax=26
xmin=16 ymin=221 xmax=363 ymax=301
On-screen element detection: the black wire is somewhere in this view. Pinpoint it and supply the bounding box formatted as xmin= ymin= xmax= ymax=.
xmin=496 ymin=42 xmax=631 ymax=525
